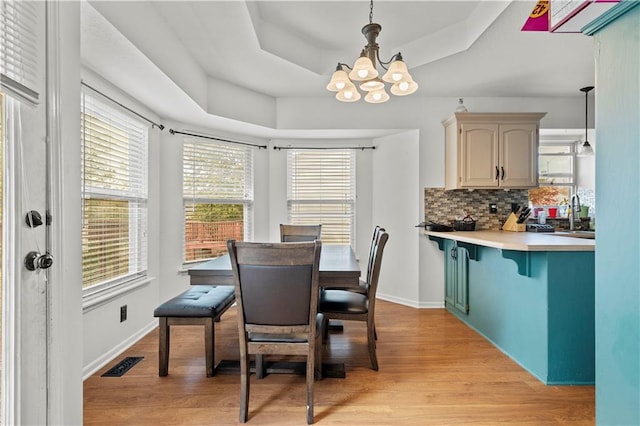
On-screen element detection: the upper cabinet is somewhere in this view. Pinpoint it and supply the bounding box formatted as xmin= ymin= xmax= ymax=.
xmin=443 ymin=112 xmax=546 ymax=190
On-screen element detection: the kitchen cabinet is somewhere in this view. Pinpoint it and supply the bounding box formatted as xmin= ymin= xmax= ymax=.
xmin=427 ymin=230 xmax=594 ymax=385
xmin=443 ymin=112 xmax=546 ymax=189
xmin=444 ymin=239 xmax=469 ymax=314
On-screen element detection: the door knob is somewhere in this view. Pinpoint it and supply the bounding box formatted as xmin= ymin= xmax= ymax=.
xmin=24 ymin=251 xmax=54 ymax=271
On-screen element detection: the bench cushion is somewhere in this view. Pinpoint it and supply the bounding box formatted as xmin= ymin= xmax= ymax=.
xmin=154 ymin=285 xmax=235 ymax=318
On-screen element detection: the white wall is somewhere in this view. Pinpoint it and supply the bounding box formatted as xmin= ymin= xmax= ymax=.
xmin=372 ymin=131 xmax=420 ymax=306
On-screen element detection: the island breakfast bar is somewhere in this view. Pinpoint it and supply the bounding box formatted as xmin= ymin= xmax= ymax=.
xmin=426 ymin=230 xmax=595 ymax=385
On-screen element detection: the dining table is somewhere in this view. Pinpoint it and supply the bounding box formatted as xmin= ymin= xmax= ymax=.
xmin=188 ymin=244 xmax=361 ymax=289
xmin=187 ymin=244 xmax=361 ymax=378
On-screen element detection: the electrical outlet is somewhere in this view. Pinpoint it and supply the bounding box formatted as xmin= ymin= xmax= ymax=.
xmin=120 ymin=305 xmax=127 ymax=322
xmin=489 ymin=203 xmax=498 ymax=214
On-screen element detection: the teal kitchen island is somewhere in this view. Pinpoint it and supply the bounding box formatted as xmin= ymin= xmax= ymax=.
xmin=426 ymin=230 xmax=595 ymax=385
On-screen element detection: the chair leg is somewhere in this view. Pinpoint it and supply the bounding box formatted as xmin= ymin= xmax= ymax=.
xmin=204 ymin=318 xmax=215 ymax=377
xmin=306 ymin=350 xmax=315 ymax=424
xmin=374 ymin=321 xmax=378 ymax=340
xmin=321 ymin=316 xmax=329 ymax=343
xmin=367 ymin=319 xmax=379 ymax=371
xmin=239 ymin=351 xmax=250 ymax=423
xmin=314 ymin=334 xmax=323 ymax=380
xmin=158 ymin=317 xmax=169 ymax=377
xmin=255 ymin=354 xmax=265 ymax=379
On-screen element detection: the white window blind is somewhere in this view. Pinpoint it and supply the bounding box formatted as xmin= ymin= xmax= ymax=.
xmin=287 ymin=149 xmax=355 ymax=245
xmin=81 ymin=90 xmax=148 ymax=291
xmin=183 ymin=138 xmax=253 ymax=262
xmin=0 ymin=0 xmax=41 ymax=105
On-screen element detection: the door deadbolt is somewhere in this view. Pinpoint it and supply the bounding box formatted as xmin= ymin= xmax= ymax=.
xmin=25 ymin=210 xmax=43 ymax=228
xmin=24 ymin=251 xmax=54 ymax=271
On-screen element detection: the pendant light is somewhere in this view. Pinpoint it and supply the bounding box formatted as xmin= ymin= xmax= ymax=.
xmin=578 ymin=86 xmax=595 ymax=156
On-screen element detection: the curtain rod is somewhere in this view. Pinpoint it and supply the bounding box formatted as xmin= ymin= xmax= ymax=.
xmin=273 ymin=145 xmax=376 ymax=151
xmin=81 ymin=81 xmax=165 ymax=130
xmin=169 ymin=129 xmax=268 ymax=149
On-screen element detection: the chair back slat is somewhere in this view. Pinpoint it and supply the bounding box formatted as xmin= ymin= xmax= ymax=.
xmin=365 ymin=226 xmax=385 ymax=286
xmin=280 ymin=224 xmax=322 ymax=242
xmin=366 ymin=231 xmax=389 ymax=300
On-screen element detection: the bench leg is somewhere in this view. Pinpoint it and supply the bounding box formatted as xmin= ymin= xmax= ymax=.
xmin=204 ymin=317 xmax=215 ymax=377
xmin=159 ymin=317 xmax=169 ymax=377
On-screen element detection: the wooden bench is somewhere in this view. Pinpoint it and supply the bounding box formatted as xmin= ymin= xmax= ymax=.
xmin=153 ymin=285 xmax=235 ymax=377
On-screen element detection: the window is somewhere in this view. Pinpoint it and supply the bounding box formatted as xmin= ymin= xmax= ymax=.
xmin=0 ymin=0 xmax=41 ymax=105
xmin=80 ymin=90 xmax=149 ymax=291
xmin=287 ymin=149 xmax=355 ymax=245
xmin=183 ymin=139 xmax=253 ymax=262
xmin=529 ymin=137 xmax=576 ymax=206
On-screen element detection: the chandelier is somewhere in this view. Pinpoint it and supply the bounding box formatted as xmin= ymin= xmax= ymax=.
xmin=326 ymin=0 xmax=418 ymax=104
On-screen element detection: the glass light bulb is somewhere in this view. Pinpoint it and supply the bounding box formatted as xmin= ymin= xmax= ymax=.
xmin=392 ymin=72 xmax=403 ymax=82
xmin=399 ymin=81 xmax=409 ymax=91
xmin=358 ymin=70 xmax=369 ymax=78
xmin=373 ymin=92 xmax=382 ymax=101
xmin=344 ymin=91 xmax=354 ymax=100
xmin=336 ymin=82 xmax=346 ymax=90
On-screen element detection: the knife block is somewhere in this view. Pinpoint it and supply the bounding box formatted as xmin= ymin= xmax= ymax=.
xmin=502 ymin=213 xmax=526 ymax=232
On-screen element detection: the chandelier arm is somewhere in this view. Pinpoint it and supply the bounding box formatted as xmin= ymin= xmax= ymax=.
xmin=338 ymin=62 xmax=353 ymax=71
xmin=375 ymin=51 xmax=390 ymax=71
xmin=377 ymin=52 xmax=402 ymax=66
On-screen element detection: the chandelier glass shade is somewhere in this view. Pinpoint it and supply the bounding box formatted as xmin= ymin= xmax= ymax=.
xmin=326 ymin=1 xmax=418 ymax=104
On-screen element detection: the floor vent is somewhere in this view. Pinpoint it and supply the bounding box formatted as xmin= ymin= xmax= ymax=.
xmin=101 ymin=356 xmax=144 ymax=377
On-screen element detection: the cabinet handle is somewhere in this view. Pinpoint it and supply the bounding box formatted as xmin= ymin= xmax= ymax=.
xmin=501 ymin=166 xmax=505 ymax=180
xmin=450 ymin=247 xmax=457 ymax=260
xmin=495 ymin=166 xmax=499 ymax=180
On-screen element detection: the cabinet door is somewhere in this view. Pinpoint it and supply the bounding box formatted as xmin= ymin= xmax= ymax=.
xmin=460 ymin=123 xmax=499 ymax=187
xmin=444 ymin=240 xmax=456 ymax=307
xmin=454 ymin=246 xmax=470 ymax=314
xmin=499 ymin=124 xmax=538 ymax=188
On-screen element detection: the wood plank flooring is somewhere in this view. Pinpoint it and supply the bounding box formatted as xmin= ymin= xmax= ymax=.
xmin=83 ymin=300 xmax=594 ymax=425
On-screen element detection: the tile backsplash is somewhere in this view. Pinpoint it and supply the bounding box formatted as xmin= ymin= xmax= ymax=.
xmin=424 ymin=188 xmax=530 ymax=230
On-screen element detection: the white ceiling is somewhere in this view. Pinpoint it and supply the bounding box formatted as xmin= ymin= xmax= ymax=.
xmin=81 ymin=0 xmax=595 ymax=136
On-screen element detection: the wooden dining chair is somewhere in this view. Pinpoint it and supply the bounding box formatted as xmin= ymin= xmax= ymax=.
xmin=280 ymin=224 xmax=322 ymax=242
xmin=227 ymin=240 xmax=323 ymax=424
xmin=320 ymin=230 xmax=389 ymax=371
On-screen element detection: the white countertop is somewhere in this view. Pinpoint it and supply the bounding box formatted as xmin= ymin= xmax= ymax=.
xmin=424 ymin=230 xmax=595 ymax=252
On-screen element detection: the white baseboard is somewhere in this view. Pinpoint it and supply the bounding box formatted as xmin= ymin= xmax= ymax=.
xmin=83 ymin=320 xmax=157 ymax=380
xmin=376 ymin=292 xmax=444 ymax=309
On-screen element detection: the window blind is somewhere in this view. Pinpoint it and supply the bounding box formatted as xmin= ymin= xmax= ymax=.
xmin=81 ymin=90 xmax=148 ymax=290
xmin=183 ymin=138 xmax=253 ymax=262
xmin=0 ymin=0 xmax=41 ymax=105
xmin=287 ymin=150 xmax=355 ymax=245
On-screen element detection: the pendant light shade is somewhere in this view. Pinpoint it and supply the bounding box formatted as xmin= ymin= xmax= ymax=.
xmin=578 ymin=86 xmax=595 ymax=156
xmin=382 ymin=56 xmax=410 ymax=83
xmin=327 ymin=66 xmax=351 ymax=92
xmin=336 ymin=84 xmax=362 ymax=102
xmin=364 ymin=88 xmax=390 ymax=103
xmin=360 ymin=77 xmax=385 ymax=92
xmin=328 ymin=0 xmax=417 ymax=103
xmin=349 ymin=54 xmax=378 ymax=81
xmin=390 ymin=78 xmax=418 ymax=96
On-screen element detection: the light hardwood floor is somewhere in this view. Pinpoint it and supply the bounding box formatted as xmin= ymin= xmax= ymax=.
xmin=84 ymin=300 xmax=594 ymax=425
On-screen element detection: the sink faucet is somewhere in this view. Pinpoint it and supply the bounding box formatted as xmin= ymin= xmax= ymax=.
xmin=570 ymin=194 xmax=582 ymax=231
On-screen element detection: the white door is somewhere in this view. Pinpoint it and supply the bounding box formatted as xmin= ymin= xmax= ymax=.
xmin=1 ymin=1 xmax=50 ymax=423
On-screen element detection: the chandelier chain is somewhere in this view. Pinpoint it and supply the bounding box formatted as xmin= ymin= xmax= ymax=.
xmin=369 ymin=0 xmax=374 ymax=24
